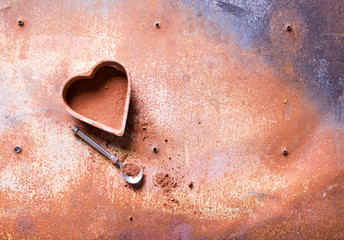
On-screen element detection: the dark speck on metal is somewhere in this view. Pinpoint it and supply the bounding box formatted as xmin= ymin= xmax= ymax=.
xmin=17 ymin=19 xmax=24 ymax=26
xmin=14 ymin=146 xmax=21 ymax=153
xmin=153 ymin=147 xmax=158 ymax=153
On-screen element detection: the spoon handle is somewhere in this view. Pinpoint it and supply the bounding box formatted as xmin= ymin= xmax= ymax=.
xmin=71 ymin=125 xmax=119 ymax=165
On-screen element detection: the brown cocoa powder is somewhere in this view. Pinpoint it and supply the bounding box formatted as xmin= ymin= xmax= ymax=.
xmin=187 ymin=180 xmax=193 ymax=188
xmin=155 ymin=173 xmax=179 ymax=204
xmin=66 ymin=66 xmax=128 ymax=130
xmin=118 ymin=153 xmax=128 ymax=163
xmin=156 ymin=173 xmax=177 ymax=188
xmin=122 ymin=163 xmax=140 ymax=177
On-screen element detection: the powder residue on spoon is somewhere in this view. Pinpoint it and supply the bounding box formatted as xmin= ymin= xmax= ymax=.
xmin=66 ymin=66 xmax=128 ymax=130
xmin=122 ymin=163 xmax=141 ymax=177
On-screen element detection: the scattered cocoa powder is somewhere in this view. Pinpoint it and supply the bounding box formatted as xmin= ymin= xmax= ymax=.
xmin=118 ymin=153 xmax=128 ymax=163
xmin=187 ymin=181 xmax=193 ymax=188
xmin=66 ymin=66 xmax=128 ymax=130
xmin=122 ymin=163 xmax=140 ymax=177
xmin=155 ymin=173 xmax=179 ymax=204
xmin=156 ymin=173 xmax=177 ymax=189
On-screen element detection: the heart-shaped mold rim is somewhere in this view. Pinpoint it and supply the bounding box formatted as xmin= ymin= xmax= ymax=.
xmin=60 ymin=60 xmax=131 ymax=136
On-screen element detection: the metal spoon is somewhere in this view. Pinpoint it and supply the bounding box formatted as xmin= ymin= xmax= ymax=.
xmin=71 ymin=125 xmax=143 ymax=184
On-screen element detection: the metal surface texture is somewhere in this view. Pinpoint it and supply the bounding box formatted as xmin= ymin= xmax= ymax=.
xmin=0 ymin=0 xmax=343 ymax=239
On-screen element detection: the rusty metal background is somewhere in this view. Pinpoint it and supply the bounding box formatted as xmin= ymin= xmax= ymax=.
xmin=0 ymin=0 xmax=343 ymax=239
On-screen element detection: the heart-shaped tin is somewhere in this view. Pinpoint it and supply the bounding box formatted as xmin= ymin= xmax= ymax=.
xmin=61 ymin=60 xmax=131 ymax=136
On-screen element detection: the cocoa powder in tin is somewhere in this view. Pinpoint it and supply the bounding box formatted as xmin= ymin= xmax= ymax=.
xmin=66 ymin=66 xmax=128 ymax=130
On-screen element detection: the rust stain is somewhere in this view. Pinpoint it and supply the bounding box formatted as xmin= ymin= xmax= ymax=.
xmin=0 ymin=0 xmax=343 ymax=239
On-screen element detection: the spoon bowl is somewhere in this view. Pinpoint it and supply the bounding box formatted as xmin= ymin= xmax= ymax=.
xmin=119 ymin=162 xmax=144 ymax=184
